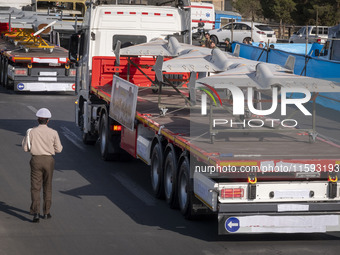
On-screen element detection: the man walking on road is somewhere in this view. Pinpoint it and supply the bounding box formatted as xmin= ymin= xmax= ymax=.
xmin=22 ymin=108 xmax=63 ymax=223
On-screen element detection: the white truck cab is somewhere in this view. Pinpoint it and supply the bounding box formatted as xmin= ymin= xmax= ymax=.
xmin=85 ymin=4 xmax=189 ymax=65
xmin=69 ymin=2 xmax=191 ymax=98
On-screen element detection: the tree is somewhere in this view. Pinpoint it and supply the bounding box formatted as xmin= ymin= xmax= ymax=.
xmin=293 ymin=0 xmax=340 ymax=26
xmin=336 ymin=0 xmax=340 ymax=24
xmin=233 ymin=0 xmax=263 ymax=21
xmin=235 ymin=0 xmax=340 ymax=27
xmin=261 ymin=0 xmax=296 ymax=37
xmin=262 ymin=0 xmax=296 ymax=23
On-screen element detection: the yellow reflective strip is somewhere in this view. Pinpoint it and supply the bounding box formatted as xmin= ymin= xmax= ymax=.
xmin=91 ymin=87 xmax=111 ymax=102
xmin=220 ymin=161 xmax=258 ymax=167
xmin=13 ymin=57 xmax=32 ymax=61
xmin=194 ymin=194 xmax=213 ymax=210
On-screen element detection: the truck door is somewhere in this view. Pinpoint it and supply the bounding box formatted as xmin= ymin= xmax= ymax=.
xmin=69 ymin=30 xmax=88 ymax=93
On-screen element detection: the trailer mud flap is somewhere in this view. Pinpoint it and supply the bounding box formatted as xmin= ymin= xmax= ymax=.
xmin=193 ymin=172 xmax=218 ymax=211
xmin=218 ymin=214 xmax=340 ymax=234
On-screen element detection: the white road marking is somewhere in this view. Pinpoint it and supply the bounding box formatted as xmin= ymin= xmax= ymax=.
xmin=111 ymin=172 xmax=156 ymax=206
xmin=27 ymin=105 xmax=37 ymax=113
xmin=60 ymin=126 xmax=85 ymax=151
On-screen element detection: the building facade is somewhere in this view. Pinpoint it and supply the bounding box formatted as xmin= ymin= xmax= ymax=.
xmin=190 ymin=0 xmax=234 ymax=11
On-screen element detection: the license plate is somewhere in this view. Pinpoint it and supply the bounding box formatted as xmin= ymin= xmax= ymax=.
xmin=267 ymin=34 xmax=272 ymax=37
xmin=274 ymin=190 xmax=310 ymax=199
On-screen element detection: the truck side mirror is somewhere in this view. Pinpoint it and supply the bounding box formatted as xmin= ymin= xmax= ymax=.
xmin=69 ymin=33 xmax=81 ymax=63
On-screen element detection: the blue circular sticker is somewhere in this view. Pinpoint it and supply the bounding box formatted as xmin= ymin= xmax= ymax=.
xmin=206 ymin=13 xmax=210 ymax=18
xmin=17 ymin=83 xmax=25 ymax=90
xmin=225 ymin=217 xmax=240 ymax=233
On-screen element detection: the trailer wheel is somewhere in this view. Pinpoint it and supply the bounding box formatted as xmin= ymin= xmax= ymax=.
xmin=6 ymin=80 xmax=13 ymax=90
xmin=99 ymin=113 xmax=110 ymax=160
xmin=82 ymin=132 xmax=96 ymax=145
xmin=178 ymin=156 xmax=194 ymax=219
xmin=163 ymin=145 xmax=178 ymax=208
xmin=150 ymin=142 xmax=164 ymax=198
xmin=99 ymin=113 xmax=120 ymax=161
xmin=0 ymin=55 xmax=4 ymax=86
xmin=3 ymin=59 xmax=8 ymax=89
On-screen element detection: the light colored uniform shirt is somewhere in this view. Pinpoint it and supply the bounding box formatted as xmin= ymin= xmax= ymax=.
xmin=22 ymin=125 xmax=63 ymax=156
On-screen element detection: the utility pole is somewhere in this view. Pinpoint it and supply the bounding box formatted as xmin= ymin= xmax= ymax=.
xmin=316 ymin=8 xmax=319 ymax=37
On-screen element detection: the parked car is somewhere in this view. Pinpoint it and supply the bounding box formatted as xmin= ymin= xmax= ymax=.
xmin=289 ymin=26 xmax=329 ymax=44
xmin=208 ymin=21 xmax=277 ymax=44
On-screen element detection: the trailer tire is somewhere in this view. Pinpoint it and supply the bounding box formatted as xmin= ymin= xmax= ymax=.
xmin=6 ymin=78 xmax=13 ymax=90
xmin=82 ymin=132 xmax=96 ymax=145
xmin=0 ymin=55 xmax=4 ymax=86
xmin=3 ymin=60 xmax=9 ymax=89
xmin=150 ymin=142 xmax=164 ymax=199
xmin=99 ymin=113 xmax=120 ymax=161
xmin=1 ymin=58 xmax=8 ymax=88
xmin=178 ymin=155 xmax=194 ymax=219
xmin=163 ymin=144 xmax=178 ymax=208
xmin=100 ymin=113 xmax=110 ymax=160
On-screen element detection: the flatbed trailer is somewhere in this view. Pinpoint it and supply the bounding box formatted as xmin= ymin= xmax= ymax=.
xmin=76 ymin=53 xmax=340 ymax=234
xmin=0 ymin=36 xmax=76 ymax=91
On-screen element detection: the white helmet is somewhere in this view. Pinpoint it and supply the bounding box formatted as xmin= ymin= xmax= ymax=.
xmin=36 ymin=108 xmax=52 ymax=118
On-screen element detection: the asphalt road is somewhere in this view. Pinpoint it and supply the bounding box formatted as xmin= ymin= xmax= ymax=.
xmin=0 ymin=86 xmax=340 ymax=255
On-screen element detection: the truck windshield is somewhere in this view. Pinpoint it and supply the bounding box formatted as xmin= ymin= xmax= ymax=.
xmin=112 ymin=35 xmax=147 ymax=49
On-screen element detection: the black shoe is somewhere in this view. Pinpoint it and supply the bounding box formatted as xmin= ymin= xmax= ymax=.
xmin=43 ymin=213 xmax=52 ymax=219
xmin=32 ymin=214 xmax=40 ymax=223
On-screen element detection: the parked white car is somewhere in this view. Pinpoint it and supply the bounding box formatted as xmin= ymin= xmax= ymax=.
xmin=209 ymin=21 xmax=277 ymax=44
xmin=289 ymin=26 xmax=329 ymax=44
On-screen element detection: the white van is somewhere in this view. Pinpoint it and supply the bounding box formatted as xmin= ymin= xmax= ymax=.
xmin=289 ymin=26 xmax=329 ymax=44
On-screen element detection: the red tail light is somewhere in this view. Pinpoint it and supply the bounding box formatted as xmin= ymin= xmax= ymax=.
xmin=256 ymin=31 xmax=266 ymax=35
xmin=111 ymin=125 xmax=122 ymax=131
xmin=220 ymin=188 xmax=244 ymax=198
xmin=69 ymin=69 xmax=76 ymax=76
xmin=14 ymin=68 xmax=28 ymax=76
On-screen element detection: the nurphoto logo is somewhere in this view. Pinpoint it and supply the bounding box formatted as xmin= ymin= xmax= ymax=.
xmin=201 ymin=85 xmax=312 ymax=128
